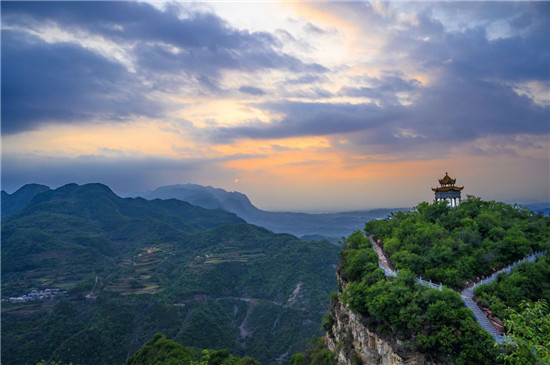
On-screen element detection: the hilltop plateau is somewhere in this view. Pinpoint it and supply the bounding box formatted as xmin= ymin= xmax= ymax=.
xmin=321 ymin=198 xmax=549 ymax=364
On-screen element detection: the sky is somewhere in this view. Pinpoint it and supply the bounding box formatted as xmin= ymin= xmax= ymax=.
xmin=1 ymin=1 xmax=549 ymax=211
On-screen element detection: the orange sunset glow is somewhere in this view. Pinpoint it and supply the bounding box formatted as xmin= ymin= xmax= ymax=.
xmin=2 ymin=1 xmax=549 ymax=211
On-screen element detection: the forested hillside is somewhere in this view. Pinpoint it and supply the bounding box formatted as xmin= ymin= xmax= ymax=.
xmin=1 ymin=183 xmax=339 ymax=365
xmin=334 ymin=231 xmax=497 ymax=364
xmin=125 ymin=333 xmax=260 ymax=365
xmin=365 ymin=198 xmax=550 ymax=288
xmin=1 ymin=183 xmax=50 ymax=217
xmin=322 ymin=198 xmax=550 ymax=364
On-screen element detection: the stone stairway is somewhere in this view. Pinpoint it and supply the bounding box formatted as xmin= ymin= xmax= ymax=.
xmin=461 ymin=293 xmax=503 ymax=342
xmin=368 ymin=235 xmax=397 ymax=277
xmin=459 ymin=249 xmax=547 ymax=343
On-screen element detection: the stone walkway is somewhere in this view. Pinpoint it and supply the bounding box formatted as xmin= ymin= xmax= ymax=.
xmin=367 ymin=234 xmax=547 ymax=343
xmin=370 ymin=236 xmax=397 ymax=277
xmin=459 ymin=250 xmax=547 ymax=342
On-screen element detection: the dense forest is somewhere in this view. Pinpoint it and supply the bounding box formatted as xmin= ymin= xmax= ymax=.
xmin=1 ymin=183 xmax=339 ymax=365
xmin=125 ymin=333 xmax=261 ymax=365
xmin=34 ymin=333 xmax=262 ymax=365
xmin=335 ymin=231 xmax=498 ymax=364
xmin=474 ymin=254 xmax=550 ymax=364
xmin=365 ymin=198 xmax=550 ymax=288
xmin=327 ymin=198 xmax=550 ymax=364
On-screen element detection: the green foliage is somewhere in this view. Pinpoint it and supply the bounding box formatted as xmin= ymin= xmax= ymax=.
xmin=343 ymin=198 xmax=549 ymax=363
xmin=2 ymin=183 xmax=339 ymax=365
xmin=289 ymin=353 xmax=304 ymax=365
xmin=322 ymin=312 xmax=335 ymax=332
xmin=125 ymin=333 xmax=195 ymax=365
xmin=364 ymin=198 xmax=549 ymax=288
xmin=292 ymin=337 xmax=336 ymax=365
xmin=125 ymin=334 xmax=261 ymax=365
xmin=339 ymin=228 xmax=499 ymax=363
xmin=498 ymin=300 xmax=550 ymax=365
xmin=344 ymin=273 xmax=498 ymax=363
xmin=338 ymin=231 xmax=383 ymax=284
xmin=475 ymin=254 xmax=550 ymax=319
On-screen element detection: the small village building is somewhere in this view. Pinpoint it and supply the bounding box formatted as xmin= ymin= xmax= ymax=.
xmin=432 ymin=172 xmax=463 ymax=207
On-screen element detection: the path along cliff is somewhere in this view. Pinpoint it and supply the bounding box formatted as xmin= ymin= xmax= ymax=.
xmin=368 ymin=234 xmax=547 ymax=343
xmin=325 ymin=233 xmax=547 ymax=364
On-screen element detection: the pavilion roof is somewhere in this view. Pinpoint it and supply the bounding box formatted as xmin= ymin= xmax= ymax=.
xmin=432 ymin=186 xmax=464 ymax=192
xmin=439 ymin=172 xmax=456 ymax=185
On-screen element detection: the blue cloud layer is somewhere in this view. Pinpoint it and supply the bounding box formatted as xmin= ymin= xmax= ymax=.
xmin=1 ymin=30 xmax=162 ymax=134
xmin=1 ymin=0 xmax=548 ymax=156
xmin=1 ymin=1 xmax=325 ymax=134
xmin=206 ymin=2 xmax=549 ymax=150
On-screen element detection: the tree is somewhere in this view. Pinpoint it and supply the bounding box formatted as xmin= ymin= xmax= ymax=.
xmin=125 ymin=333 xmax=194 ymax=365
xmin=498 ymin=299 xmax=550 ymax=365
xmin=289 ymin=353 xmax=304 ymax=365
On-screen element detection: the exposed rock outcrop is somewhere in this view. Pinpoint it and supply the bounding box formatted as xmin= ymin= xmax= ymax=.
xmin=325 ymin=275 xmax=436 ymax=365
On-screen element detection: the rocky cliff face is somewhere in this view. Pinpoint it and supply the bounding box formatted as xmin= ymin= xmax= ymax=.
xmin=325 ymin=274 xmax=435 ymax=365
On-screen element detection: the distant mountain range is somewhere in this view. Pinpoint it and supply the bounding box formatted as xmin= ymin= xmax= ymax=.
xmin=128 ymin=184 xmax=409 ymax=242
xmin=522 ymin=202 xmax=550 ymax=217
xmin=1 ymin=183 xmax=339 ymax=365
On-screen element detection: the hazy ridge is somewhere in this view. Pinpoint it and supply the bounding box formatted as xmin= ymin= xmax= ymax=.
xmin=128 ymin=184 xmax=410 ymax=242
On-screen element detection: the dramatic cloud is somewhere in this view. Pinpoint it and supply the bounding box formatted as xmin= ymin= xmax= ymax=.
xmin=2 ymin=1 xmax=327 ymax=75
xmin=209 ymin=75 xmax=547 ymax=152
xmin=1 ymin=1 xmax=325 ymax=133
xmin=339 ymin=73 xmax=422 ymax=102
xmin=1 ymin=30 xmax=163 ymax=134
xmin=209 ymin=101 xmax=404 ymax=142
xmin=205 ymin=2 xmax=549 ymax=155
xmin=239 ymin=86 xmax=266 ymax=96
xmin=1 ymin=1 xmax=548 ymax=209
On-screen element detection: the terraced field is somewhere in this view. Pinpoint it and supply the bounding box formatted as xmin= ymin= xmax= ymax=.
xmin=2 ymin=183 xmax=339 ymax=365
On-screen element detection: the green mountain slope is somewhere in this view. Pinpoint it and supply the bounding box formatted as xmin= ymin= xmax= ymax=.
xmin=337 ymin=232 xmax=498 ymax=364
xmin=334 ymin=198 xmax=550 ymax=363
xmin=1 ymin=183 xmax=339 ymax=365
xmin=125 ymin=333 xmax=260 ymax=365
xmin=474 ymin=253 xmax=550 ymax=318
xmin=1 ymin=183 xmax=50 ymax=217
xmin=2 ymin=183 xmax=244 ymax=296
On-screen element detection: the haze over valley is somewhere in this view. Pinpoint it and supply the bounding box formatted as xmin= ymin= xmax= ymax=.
xmin=128 ymin=184 xmax=409 ymax=242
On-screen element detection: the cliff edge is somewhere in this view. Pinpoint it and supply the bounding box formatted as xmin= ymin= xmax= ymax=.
xmin=325 ymin=274 xmax=435 ymax=365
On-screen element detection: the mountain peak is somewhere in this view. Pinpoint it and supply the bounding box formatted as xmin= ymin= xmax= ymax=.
xmin=133 ymin=184 xmax=257 ymax=215
xmin=129 ymin=183 xmax=407 ymax=241
xmin=1 ymin=183 xmax=51 ymax=217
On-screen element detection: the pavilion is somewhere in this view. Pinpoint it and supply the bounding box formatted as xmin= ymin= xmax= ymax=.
xmin=432 ymin=172 xmax=463 ymax=207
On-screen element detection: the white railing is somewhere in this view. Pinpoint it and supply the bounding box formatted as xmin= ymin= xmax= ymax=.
xmin=367 ymin=233 xmax=548 ymax=344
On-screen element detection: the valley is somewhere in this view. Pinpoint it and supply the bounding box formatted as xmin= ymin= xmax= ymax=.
xmin=2 ymin=184 xmax=549 ymax=365
xmin=2 ymin=2 xmax=549 ymax=364
xmin=1 ymin=183 xmax=339 ymax=365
